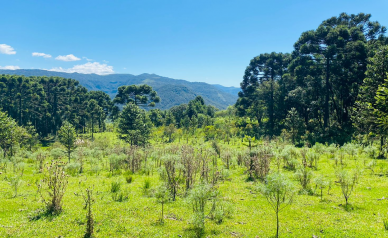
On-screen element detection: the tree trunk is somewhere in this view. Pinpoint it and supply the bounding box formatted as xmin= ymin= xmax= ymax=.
xmin=324 ymin=57 xmax=330 ymax=129
xmin=276 ymin=209 xmax=279 ymax=238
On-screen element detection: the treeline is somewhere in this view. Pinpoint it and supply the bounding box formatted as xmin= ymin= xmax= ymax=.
xmin=0 ymin=75 xmax=219 ymax=145
xmin=236 ymin=12 xmax=388 ymax=145
xmin=0 ymin=75 xmax=113 ymax=137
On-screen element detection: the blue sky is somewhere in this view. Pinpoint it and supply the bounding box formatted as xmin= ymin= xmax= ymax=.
xmin=1 ymin=0 xmax=387 ymax=87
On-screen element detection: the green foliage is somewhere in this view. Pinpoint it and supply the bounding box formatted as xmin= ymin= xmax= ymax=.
xmin=38 ymin=160 xmax=69 ymax=214
xmin=155 ymin=183 xmax=170 ymax=223
xmin=58 ymin=121 xmax=77 ymax=162
xmin=187 ymin=182 xmax=213 ymax=236
xmin=117 ymin=103 xmax=152 ymax=146
xmin=7 ymin=175 xmax=22 ymax=198
xmin=114 ymin=84 xmax=160 ymax=108
xmin=260 ymin=172 xmax=296 ymax=238
xmin=335 ymin=169 xmax=359 ymax=207
xmin=110 ymin=181 xmax=121 ymax=193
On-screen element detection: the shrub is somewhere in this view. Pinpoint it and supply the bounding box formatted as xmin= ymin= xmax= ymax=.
xmin=155 ymin=184 xmax=170 ymax=223
xmin=50 ymin=148 xmax=65 ymax=160
xmin=38 ymin=160 xmax=69 ymax=214
xmin=187 ymin=183 xmax=213 ymax=236
xmin=259 ymin=172 xmax=296 ymax=238
xmin=313 ymin=175 xmax=329 ymax=200
xmin=7 ymin=175 xmax=22 ymax=197
xmin=384 ymin=219 xmax=388 ymax=230
xmin=295 ymin=166 xmax=313 ymax=191
xmin=143 ymin=178 xmax=151 ymax=195
xmin=65 ymin=162 xmax=81 ymax=176
xmin=125 ymin=175 xmax=133 ymax=184
xmin=110 ymin=181 xmax=121 ymax=193
xmin=335 ymin=169 xmax=359 ymax=207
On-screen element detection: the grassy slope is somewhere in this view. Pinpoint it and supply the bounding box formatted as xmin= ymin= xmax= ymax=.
xmin=0 ymin=133 xmax=388 ymax=237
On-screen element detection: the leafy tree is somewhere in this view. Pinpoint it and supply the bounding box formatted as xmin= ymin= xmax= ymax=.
xmin=164 ymin=124 xmax=176 ymax=143
xmin=117 ymin=103 xmax=152 ymax=146
xmin=236 ymin=52 xmax=290 ymax=137
xmin=354 ymin=46 xmax=388 ymax=154
xmin=187 ymin=182 xmax=213 ymax=236
xmin=335 ymin=169 xmax=358 ymax=207
xmin=260 ymin=172 xmax=296 ymax=238
xmin=87 ymin=99 xmax=104 ymax=140
xmin=293 ymin=12 xmax=386 ymax=142
xmin=58 ymin=121 xmax=77 ymax=162
xmin=148 ymin=109 xmax=164 ymax=127
xmin=284 ymin=108 xmax=304 ymax=144
xmin=114 ymin=85 xmax=160 ymax=107
xmin=0 ymin=110 xmax=24 ymax=157
xmin=155 ymin=184 xmax=170 ymax=224
xmin=24 ymin=122 xmax=40 ymax=151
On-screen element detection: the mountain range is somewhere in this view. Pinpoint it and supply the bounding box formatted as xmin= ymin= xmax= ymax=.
xmin=0 ymin=69 xmax=240 ymax=110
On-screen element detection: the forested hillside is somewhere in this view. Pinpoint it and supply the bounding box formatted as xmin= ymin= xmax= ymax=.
xmin=0 ymin=69 xmax=238 ymax=110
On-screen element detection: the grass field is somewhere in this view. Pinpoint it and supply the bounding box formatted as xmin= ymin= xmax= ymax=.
xmin=1 ymin=133 xmax=388 ymax=237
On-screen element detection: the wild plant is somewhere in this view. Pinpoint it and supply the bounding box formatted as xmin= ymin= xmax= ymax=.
xmin=384 ymin=219 xmax=388 ymax=230
xmin=38 ymin=160 xmax=69 ymax=214
xmin=161 ymin=154 xmax=182 ymax=201
xmin=313 ymin=175 xmax=329 ymax=200
xmin=335 ymin=169 xmax=358 ymax=207
xmin=75 ymin=187 xmax=95 ymax=238
xmin=143 ymin=178 xmax=151 ymax=194
xmin=187 ymin=182 xmax=213 ymax=237
xmin=50 ymin=148 xmax=65 ymax=160
xmin=212 ymin=140 xmax=221 ymax=158
xmin=125 ymin=175 xmax=133 ymax=183
xmin=180 ymin=145 xmax=198 ymax=191
xmin=110 ymin=180 xmax=121 ymax=193
xmin=7 ymin=175 xmax=22 ymax=197
xmin=259 ymin=172 xmax=296 ymax=238
xmin=33 ymin=149 xmax=48 ymax=173
xmin=306 ymin=151 xmax=319 ymax=169
xmin=155 ymin=184 xmax=170 ymax=224
xmin=65 ymin=162 xmax=81 ymax=176
xmin=295 ymin=165 xmax=313 ymax=191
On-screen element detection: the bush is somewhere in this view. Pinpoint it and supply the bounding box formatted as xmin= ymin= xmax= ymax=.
xmin=50 ymin=148 xmax=65 ymax=160
xmin=65 ymin=162 xmax=81 ymax=176
xmin=125 ymin=175 xmax=133 ymax=184
xmin=38 ymin=160 xmax=69 ymax=214
xmin=295 ymin=166 xmax=313 ymax=191
xmin=110 ymin=181 xmax=121 ymax=193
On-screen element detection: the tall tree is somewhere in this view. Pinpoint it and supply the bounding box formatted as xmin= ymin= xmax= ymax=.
xmin=293 ymin=12 xmax=386 ymax=142
xmin=113 ymin=85 xmax=160 ymax=108
xmin=353 ymin=46 xmax=388 ymax=151
xmin=117 ymin=103 xmax=152 ymax=146
xmin=236 ymin=52 xmax=290 ymax=137
xmin=87 ymin=99 xmax=104 ymax=140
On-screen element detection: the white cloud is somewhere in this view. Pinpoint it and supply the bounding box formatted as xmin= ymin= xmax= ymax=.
xmin=49 ymin=62 xmax=114 ymax=75
xmin=0 ymin=65 xmax=20 ymax=70
xmin=0 ymin=44 xmax=16 ymax=55
xmin=55 ymin=54 xmax=81 ymax=61
xmin=32 ymin=52 xmax=52 ymax=58
xmin=82 ymin=57 xmax=93 ymax=61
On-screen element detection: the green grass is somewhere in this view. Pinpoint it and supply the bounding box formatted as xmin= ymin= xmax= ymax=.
xmin=1 ymin=135 xmax=388 ymax=237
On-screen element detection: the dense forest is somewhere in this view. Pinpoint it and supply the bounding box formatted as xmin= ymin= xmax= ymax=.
xmin=1 ymin=12 xmax=388 ymax=238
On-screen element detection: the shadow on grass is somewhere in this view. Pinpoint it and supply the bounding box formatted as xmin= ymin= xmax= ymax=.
xmin=339 ymin=203 xmax=361 ymax=212
xmin=28 ymin=208 xmax=60 ymax=222
xmin=183 ymin=227 xmax=205 ymax=238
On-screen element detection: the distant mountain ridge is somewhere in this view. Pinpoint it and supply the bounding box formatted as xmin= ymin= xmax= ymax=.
xmin=0 ymin=69 xmax=239 ymax=110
